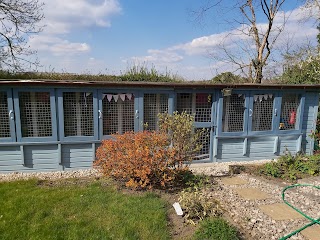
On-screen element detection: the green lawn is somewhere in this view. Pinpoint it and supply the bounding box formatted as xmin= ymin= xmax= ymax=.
xmin=0 ymin=179 xmax=170 ymax=240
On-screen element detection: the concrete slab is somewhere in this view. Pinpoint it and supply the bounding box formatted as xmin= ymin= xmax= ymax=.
xmin=234 ymin=187 xmax=270 ymax=200
xmin=220 ymin=177 xmax=248 ymax=185
xmin=259 ymin=203 xmax=304 ymax=220
xmin=301 ymin=224 xmax=320 ymax=240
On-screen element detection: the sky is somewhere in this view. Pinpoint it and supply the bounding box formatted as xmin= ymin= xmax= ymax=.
xmin=28 ymin=0 xmax=319 ymax=80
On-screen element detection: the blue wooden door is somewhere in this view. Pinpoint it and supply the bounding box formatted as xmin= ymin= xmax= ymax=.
xmin=0 ymin=89 xmax=16 ymax=142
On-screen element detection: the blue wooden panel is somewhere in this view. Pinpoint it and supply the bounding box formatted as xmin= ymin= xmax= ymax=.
xmin=23 ymin=145 xmax=61 ymax=171
xmin=61 ymin=144 xmax=94 ymax=169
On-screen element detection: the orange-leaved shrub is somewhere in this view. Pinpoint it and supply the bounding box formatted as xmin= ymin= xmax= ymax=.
xmin=94 ymin=131 xmax=187 ymax=189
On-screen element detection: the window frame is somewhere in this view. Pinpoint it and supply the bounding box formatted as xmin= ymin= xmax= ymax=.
xmin=276 ymin=91 xmax=305 ymax=135
xmin=247 ymin=90 xmax=278 ymax=136
xmin=57 ymin=89 xmax=98 ymax=142
xmin=98 ymin=89 xmax=140 ymax=139
xmin=217 ymin=90 xmax=249 ymax=137
xmin=0 ymin=89 xmax=16 ymax=142
xmin=13 ymin=88 xmax=58 ymax=142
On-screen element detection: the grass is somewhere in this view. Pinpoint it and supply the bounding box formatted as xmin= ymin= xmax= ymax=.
xmin=193 ymin=217 xmax=239 ymax=240
xmin=0 ymin=178 xmax=170 ymax=240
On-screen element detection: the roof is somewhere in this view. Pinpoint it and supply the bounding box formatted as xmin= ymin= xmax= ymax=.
xmin=1 ymin=79 xmax=320 ymax=90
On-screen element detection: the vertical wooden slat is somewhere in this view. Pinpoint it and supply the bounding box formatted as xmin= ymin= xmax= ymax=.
xmin=20 ymin=145 xmax=25 ymax=165
xmin=243 ymin=137 xmax=248 ymax=156
xmin=273 ymin=136 xmax=279 ymax=154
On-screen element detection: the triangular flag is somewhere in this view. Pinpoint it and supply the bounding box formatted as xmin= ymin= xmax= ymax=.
xmin=254 ymin=95 xmax=258 ymax=102
xmin=102 ymin=94 xmax=107 ymax=100
xmin=263 ymin=94 xmax=268 ymax=100
xmin=120 ymin=94 xmax=126 ymax=101
xmin=107 ymin=94 xmax=113 ymax=102
xmin=85 ymin=92 xmax=91 ymax=97
xmin=126 ymin=93 xmax=132 ymax=100
xmin=269 ymin=94 xmax=273 ymax=99
xmin=113 ymin=95 xmax=119 ymax=102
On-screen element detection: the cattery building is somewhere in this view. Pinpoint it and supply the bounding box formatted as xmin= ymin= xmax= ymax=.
xmin=0 ymin=79 xmax=319 ymax=173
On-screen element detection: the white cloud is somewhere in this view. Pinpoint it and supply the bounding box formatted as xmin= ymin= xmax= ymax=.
xmin=128 ymin=5 xmax=318 ymax=80
xmin=42 ymin=0 xmax=122 ymax=34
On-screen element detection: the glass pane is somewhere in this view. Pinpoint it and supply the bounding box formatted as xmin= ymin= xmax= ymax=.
xmin=144 ymin=93 xmax=168 ymax=131
xmin=19 ymin=92 xmax=52 ymax=137
xmin=103 ymin=93 xmax=134 ymax=135
xmin=63 ymin=92 xmax=93 ymax=136
xmin=222 ymin=94 xmax=245 ymax=132
xmin=0 ymin=91 xmax=10 ymax=138
xmin=177 ymin=93 xmax=212 ymax=122
xmin=252 ymin=94 xmax=274 ymax=131
xmin=280 ymin=94 xmax=301 ymax=130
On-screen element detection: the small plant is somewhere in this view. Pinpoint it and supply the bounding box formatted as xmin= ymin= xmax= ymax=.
xmin=178 ymin=189 xmax=222 ymax=225
xmin=193 ymin=217 xmax=239 ymax=240
xmin=259 ymin=151 xmax=320 ymax=181
xmin=158 ymin=111 xmax=206 ymax=166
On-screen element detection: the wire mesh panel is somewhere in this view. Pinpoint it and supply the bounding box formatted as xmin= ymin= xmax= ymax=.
xmin=222 ymin=94 xmax=245 ymax=132
xmin=19 ymin=92 xmax=52 ymax=137
xmin=252 ymin=94 xmax=274 ymax=131
xmin=280 ymin=94 xmax=301 ymax=130
xmin=195 ymin=93 xmax=212 ymax=122
xmin=102 ymin=93 xmax=134 ymax=135
xmin=177 ymin=93 xmax=192 ymax=114
xmin=63 ymin=92 xmax=93 ymax=137
xmin=144 ymin=93 xmax=168 ymax=131
xmin=0 ymin=91 xmax=10 ymax=138
xmin=194 ymin=128 xmax=210 ymax=161
xmin=177 ymin=93 xmax=212 ymax=122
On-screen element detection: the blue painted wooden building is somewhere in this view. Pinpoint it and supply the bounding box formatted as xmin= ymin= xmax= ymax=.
xmin=0 ymin=79 xmax=319 ymax=173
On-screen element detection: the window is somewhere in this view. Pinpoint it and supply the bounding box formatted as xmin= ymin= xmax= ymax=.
xmin=177 ymin=93 xmax=212 ymax=122
xmin=63 ymin=92 xmax=94 ymax=137
xmin=144 ymin=93 xmax=168 ymax=130
xmin=280 ymin=94 xmax=301 ymax=130
xmin=0 ymin=91 xmax=10 ymax=138
xmin=19 ymin=92 xmax=52 ymax=137
xmin=252 ymin=94 xmax=274 ymax=131
xmin=102 ymin=93 xmax=134 ymax=135
xmin=222 ymin=94 xmax=245 ymax=132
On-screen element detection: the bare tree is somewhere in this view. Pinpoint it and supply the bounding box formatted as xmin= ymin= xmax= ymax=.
xmin=196 ymin=0 xmax=289 ymax=83
xmin=0 ymin=0 xmax=44 ymax=71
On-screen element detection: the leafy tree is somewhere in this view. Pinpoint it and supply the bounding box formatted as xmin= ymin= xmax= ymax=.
xmin=0 ymin=0 xmax=44 ymax=71
xmin=211 ymin=72 xmax=249 ymax=83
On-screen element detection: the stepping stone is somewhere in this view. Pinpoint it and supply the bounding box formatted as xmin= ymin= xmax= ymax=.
xmin=234 ymin=187 xmax=270 ymax=200
xmin=220 ymin=177 xmax=248 ymax=185
xmin=301 ymin=224 xmax=320 ymax=240
xmin=259 ymin=203 xmax=304 ymax=220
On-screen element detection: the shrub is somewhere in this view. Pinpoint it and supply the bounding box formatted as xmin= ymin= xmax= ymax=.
xmin=259 ymin=152 xmax=320 ymax=181
xmin=193 ymin=217 xmax=239 ymax=240
xmin=94 ymin=131 xmax=187 ymax=189
xmin=158 ymin=111 xmax=206 ymax=166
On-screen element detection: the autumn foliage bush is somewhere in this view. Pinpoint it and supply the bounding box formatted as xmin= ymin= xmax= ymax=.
xmin=94 ymin=131 xmax=188 ymax=189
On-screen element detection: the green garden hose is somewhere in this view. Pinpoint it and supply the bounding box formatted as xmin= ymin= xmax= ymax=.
xmin=279 ymin=184 xmax=320 ymax=240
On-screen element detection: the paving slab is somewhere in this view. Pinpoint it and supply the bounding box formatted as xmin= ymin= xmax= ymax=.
xmin=220 ymin=177 xmax=248 ymax=185
xmin=234 ymin=187 xmax=270 ymax=200
xmin=301 ymin=224 xmax=320 ymax=240
xmin=259 ymin=203 xmax=304 ymax=220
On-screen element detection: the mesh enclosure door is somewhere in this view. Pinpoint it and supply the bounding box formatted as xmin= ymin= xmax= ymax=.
xmin=0 ymin=91 xmax=11 ymax=139
xmin=19 ymin=92 xmax=52 ymax=138
xmin=177 ymin=93 xmax=212 ymax=122
xmin=252 ymin=94 xmax=274 ymax=131
xmin=177 ymin=93 xmax=214 ymax=161
xmin=63 ymin=92 xmax=94 ymax=137
xmin=102 ymin=93 xmax=134 ymax=135
xmin=194 ymin=128 xmax=211 ymax=161
xmin=280 ymin=94 xmax=301 ymax=130
xmin=143 ymin=93 xmax=168 ymax=131
xmin=222 ymin=94 xmax=245 ymax=132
